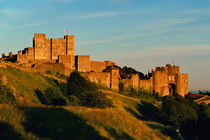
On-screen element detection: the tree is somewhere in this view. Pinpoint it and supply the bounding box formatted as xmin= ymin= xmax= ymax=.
xmin=67 ymin=72 xmax=113 ymax=108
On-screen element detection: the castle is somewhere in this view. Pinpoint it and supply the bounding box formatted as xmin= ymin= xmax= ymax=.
xmin=3 ymin=33 xmax=188 ymax=96
xmin=121 ymin=65 xmax=188 ymax=97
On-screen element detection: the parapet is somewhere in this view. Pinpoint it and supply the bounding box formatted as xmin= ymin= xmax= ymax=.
xmin=155 ymin=66 xmax=166 ymax=71
xmin=34 ymin=33 xmax=47 ymax=39
xmin=64 ymin=35 xmax=75 ymax=39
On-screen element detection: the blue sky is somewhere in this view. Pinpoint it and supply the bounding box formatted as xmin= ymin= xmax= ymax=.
xmin=0 ymin=0 xmax=210 ymax=90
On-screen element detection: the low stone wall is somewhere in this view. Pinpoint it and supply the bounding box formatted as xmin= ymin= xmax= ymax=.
xmin=58 ymin=55 xmax=75 ymax=70
xmin=80 ymin=72 xmax=111 ymax=88
xmin=76 ymin=55 xmax=90 ymax=72
xmin=90 ymin=61 xmax=106 ymax=72
xmin=33 ymin=63 xmax=65 ymax=74
xmin=17 ymin=54 xmax=29 ymax=64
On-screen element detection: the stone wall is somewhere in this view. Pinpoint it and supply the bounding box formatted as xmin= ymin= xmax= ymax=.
xmin=58 ymin=55 xmax=75 ymax=70
xmin=121 ymin=79 xmax=132 ymax=89
xmin=33 ymin=63 xmax=65 ymax=74
xmin=90 ymin=61 xmax=106 ymax=72
xmin=111 ymin=67 xmax=119 ymax=90
xmin=81 ymin=72 xmax=111 ymax=88
xmin=121 ymin=74 xmax=139 ymax=91
xmin=75 ymin=55 xmax=90 ymax=72
xmin=90 ymin=60 xmax=116 ymax=72
xmin=27 ymin=47 xmax=34 ymax=61
xmin=139 ymin=77 xmax=153 ymax=91
xmin=51 ymin=38 xmax=66 ymax=60
xmin=17 ymin=54 xmax=29 ymax=64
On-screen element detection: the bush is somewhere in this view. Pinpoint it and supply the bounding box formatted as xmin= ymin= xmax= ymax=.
xmin=118 ymin=81 xmax=124 ymax=93
xmin=69 ymin=95 xmax=80 ymax=106
xmin=158 ymin=95 xmax=202 ymax=139
xmin=45 ymin=70 xmax=52 ymax=74
xmin=159 ymin=96 xmax=198 ymax=128
xmin=67 ymin=71 xmax=113 ymax=108
xmin=44 ymin=87 xmax=68 ymax=106
xmin=197 ymin=103 xmax=210 ymax=140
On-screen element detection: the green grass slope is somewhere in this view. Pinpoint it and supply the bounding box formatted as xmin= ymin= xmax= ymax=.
xmin=0 ymin=64 xmax=178 ymax=140
xmin=0 ymin=65 xmax=65 ymax=104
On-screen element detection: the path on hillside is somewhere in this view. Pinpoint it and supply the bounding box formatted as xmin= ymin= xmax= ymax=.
xmin=100 ymin=89 xmax=139 ymax=102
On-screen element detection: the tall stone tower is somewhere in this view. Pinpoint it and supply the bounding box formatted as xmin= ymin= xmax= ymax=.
xmin=176 ymin=74 xmax=188 ymax=97
xmin=65 ymin=35 xmax=75 ymax=56
xmin=33 ymin=33 xmax=51 ymax=60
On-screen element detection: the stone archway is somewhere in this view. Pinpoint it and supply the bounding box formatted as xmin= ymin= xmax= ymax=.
xmin=168 ymin=83 xmax=176 ymax=96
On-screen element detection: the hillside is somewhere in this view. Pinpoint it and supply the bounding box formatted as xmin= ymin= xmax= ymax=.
xmin=0 ymin=62 xmax=179 ymax=140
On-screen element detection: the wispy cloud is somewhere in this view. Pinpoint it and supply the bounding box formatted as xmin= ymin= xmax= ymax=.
xmin=184 ymin=9 xmax=210 ymax=15
xmin=56 ymin=0 xmax=76 ymax=3
xmin=109 ymin=0 xmax=131 ymax=4
xmin=79 ymin=33 xmax=142 ymax=46
xmin=116 ymin=18 xmax=194 ymax=33
xmin=10 ymin=22 xmax=44 ymax=29
xmin=0 ymin=23 xmax=8 ymax=28
xmin=114 ymin=45 xmax=210 ymax=60
xmin=0 ymin=22 xmax=43 ymax=29
xmin=119 ymin=43 xmax=135 ymax=47
xmin=66 ymin=11 xmax=123 ymax=20
xmin=0 ymin=9 xmax=29 ymax=18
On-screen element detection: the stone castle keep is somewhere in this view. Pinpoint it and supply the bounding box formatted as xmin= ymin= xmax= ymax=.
xmin=5 ymin=33 xmax=188 ymax=96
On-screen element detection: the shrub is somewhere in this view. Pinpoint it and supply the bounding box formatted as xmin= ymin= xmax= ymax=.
xmin=45 ymin=70 xmax=52 ymax=74
xmin=118 ymin=81 xmax=124 ymax=93
xmin=67 ymin=71 xmax=113 ymax=108
xmin=44 ymin=87 xmax=68 ymax=106
xmin=159 ymin=96 xmax=198 ymax=128
xmin=158 ymin=95 xmax=200 ymax=139
xmin=69 ymin=95 xmax=80 ymax=106
xmin=197 ymin=103 xmax=210 ymax=140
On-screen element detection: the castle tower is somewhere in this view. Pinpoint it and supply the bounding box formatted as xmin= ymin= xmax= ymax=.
xmin=110 ymin=67 xmax=119 ymax=90
xmin=153 ymin=69 xmax=161 ymax=94
xmin=65 ymin=35 xmax=75 ymax=56
xmin=33 ymin=33 xmax=51 ymax=60
xmin=176 ymin=74 xmax=188 ymax=97
xmin=153 ymin=67 xmax=168 ymax=96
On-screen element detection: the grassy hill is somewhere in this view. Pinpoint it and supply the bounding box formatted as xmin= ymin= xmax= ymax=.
xmin=0 ymin=62 xmax=179 ymax=140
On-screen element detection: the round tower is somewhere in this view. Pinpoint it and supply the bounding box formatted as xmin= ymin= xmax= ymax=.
xmin=153 ymin=69 xmax=161 ymax=95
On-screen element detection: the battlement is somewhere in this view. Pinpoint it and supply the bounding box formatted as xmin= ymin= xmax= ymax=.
xmin=34 ymin=33 xmax=47 ymax=39
xmin=64 ymin=35 xmax=75 ymax=39
xmin=155 ymin=64 xmax=180 ymax=75
xmin=155 ymin=66 xmax=166 ymax=71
